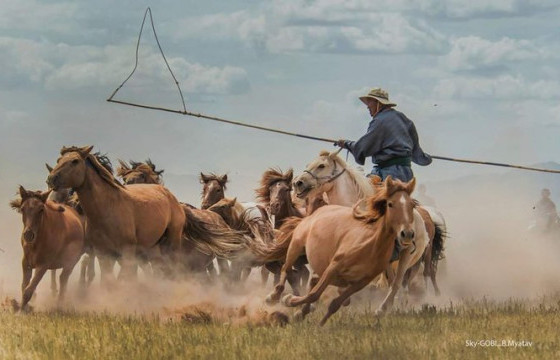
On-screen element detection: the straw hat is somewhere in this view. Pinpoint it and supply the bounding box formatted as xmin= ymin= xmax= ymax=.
xmin=359 ymin=88 xmax=396 ymax=107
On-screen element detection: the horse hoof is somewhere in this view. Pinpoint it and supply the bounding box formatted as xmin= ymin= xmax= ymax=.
xmin=374 ymin=308 xmax=385 ymax=318
xmin=309 ymin=304 xmax=316 ymax=313
xmin=293 ymin=310 xmax=305 ymax=322
xmin=281 ymin=294 xmax=294 ymax=307
xmin=265 ymin=294 xmax=279 ymax=305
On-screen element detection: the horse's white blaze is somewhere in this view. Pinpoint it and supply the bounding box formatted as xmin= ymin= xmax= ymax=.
xmin=400 ymin=194 xmax=409 ymax=223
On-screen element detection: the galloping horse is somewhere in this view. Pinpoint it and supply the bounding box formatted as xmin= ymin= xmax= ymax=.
xmin=268 ymin=177 xmax=418 ymax=325
xmin=46 ymin=145 xmax=185 ymax=282
xmin=292 ymin=150 xmax=443 ymax=311
xmin=10 ymin=186 xmax=85 ymax=310
xmin=255 ymin=168 xmax=309 ymax=291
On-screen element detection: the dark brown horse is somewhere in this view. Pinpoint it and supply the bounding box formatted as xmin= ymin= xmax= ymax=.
xmin=117 ymin=159 xmax=164 ymax=185
xmin=10 ymin=186 xmax=85 ymax=310
xmin=46 ymin=145 xmax=185 ymax=282
xmin=255 ymin=168 xmax=309 ymax=292
xmin=200 ymin=173 xmax=228 ymax=210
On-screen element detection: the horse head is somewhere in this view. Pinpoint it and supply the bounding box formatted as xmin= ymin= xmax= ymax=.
xmin=10 ymin=186 xmax=55 ymax=243
xmin=200 ymin=173 xmax=228 ymax=209
xmin=256 ymin=168 xmax=294 ymax=216
xmin=46 ymin=145 xmax=93 ymax=190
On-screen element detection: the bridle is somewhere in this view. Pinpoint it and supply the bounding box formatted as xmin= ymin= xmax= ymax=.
xmin=303 ymin=158 xmax=347 ymax=186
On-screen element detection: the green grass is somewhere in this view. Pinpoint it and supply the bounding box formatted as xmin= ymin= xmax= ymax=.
xmin=1 ymin=298 xmax=559 ymax=360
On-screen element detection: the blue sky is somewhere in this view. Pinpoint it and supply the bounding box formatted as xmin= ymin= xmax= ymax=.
xmin=1 ymin=0 xmax=560 ymax=201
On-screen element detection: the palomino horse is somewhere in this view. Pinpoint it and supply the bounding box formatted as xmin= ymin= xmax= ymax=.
xmin=292 ymin=150 xmax=443 ymax=311
xmin=117 ymin=159 xmax=164 ymax=185
xmin=268 ymin=177 xmax=418 ymax=325
xmin=46 ymin=145 xmax=185 ymax=282
xmin=10 ymin=187 xmax=85 ymax=310
xmin=255 ymin=168 xmax=309 ymax=291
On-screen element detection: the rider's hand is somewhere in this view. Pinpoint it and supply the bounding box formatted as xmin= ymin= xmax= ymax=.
xmin=334 ymin=139 xmax=347 ymax=148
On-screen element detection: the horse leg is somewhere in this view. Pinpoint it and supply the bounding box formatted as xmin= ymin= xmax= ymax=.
xmin=294 ymin=274 xmax=320 ymax=321
xmin=295 ymin=258 xmax=309 ymax=291
xmin=260 ymin=266 xmax=269 ymax=286
xmin=57 ymin=267 xmax=73 ymax=307
xmin=429 ymin=261 xmax=441 ymax=296
xmin=98 ymin=255 xmax=116 ymax=289
xmin=217 ymin=259 xmax=230 ymax=279
xmin=266 ymin=237 xmax=305 ymax=304
xmin=21 ymin=258 xmax=32 ymax=299
xmin=319 ymin=279 xmax=370 ymax=326
xmin=118 ymin=245 xmax=138 ymax=281
xmin=376 ymin=250 xmax=412 ymax=316
xmin=423 ymin=242 xmax=433 ymax=292
xmin=86 ymin=253 xmax=96 ymax=286
xmin=284 ymin=261 xmax=339 ymax=308
xmin=50 ymin=270 xmax=57 ymax=296
xmin=241 ymin=267 xmax=252 ymax=282
xmin=21 ymin=266 xmax=48 ymax=311
xmin=403 ymin=260 xmax=422 ymax=293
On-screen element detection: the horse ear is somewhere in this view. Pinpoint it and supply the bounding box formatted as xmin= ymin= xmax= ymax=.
xmin=81 ymin=145 xmax=94 ymax=155
xmin=384 ymin=175 xmax=394 ymax=188
xmin=219 ymin=174 xmax=228 ymax=185
xmin=200 ymin=172 xmax=209 ymax=184
xmin=9 ymin=197 xmax=22 ymax=212
xmin=369 ymin=175 xmax=382 ymax=187
xmin=19 ymin=185 xmax=29 ymax=200
xmin=156 ymin=169 xmax=164 ymax=176
xmin=40 ymin=189 xmax=52 ymax=203
xmin=285 ymin=169 xmax=294 ymax=183
xmin=45 ymin=163 xmax=54 ymax=173
xmin=406 ymin=177 xmax=416 ymax=194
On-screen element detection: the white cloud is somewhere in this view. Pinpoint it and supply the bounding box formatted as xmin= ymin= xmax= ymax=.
xmin=0 ymin=36 xmax=249 ymax=95
xmin=170 ymin=4 xmax=447 ymax=55
xmin=0 ymin=0 xmax=77 ymax=33
xmin=434 ymin=75 xmax=560 ymax=100
xmin=442 ymin=36 xmax=547 ymax=71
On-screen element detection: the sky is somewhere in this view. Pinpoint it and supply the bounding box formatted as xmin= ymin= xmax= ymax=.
xmin=1 ymin=0 xmax=560 ymax=204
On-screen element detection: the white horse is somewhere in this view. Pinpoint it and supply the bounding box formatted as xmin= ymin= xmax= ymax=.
xmin=293 ymin=149 xmax=446 ymax=314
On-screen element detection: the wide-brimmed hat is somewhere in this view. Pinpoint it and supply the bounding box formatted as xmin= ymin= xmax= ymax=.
xmin=359 ymin=88 xmax=396 ymax=107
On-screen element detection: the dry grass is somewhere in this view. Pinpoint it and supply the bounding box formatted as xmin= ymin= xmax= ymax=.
xmin=1 ymin=296 xmax=559 ymax=360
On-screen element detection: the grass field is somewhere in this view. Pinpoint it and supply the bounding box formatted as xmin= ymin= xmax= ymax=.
xmin=1 ymin=297 xmax=559 ymax=360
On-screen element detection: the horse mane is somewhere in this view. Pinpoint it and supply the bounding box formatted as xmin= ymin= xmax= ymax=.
xmin=320 ymin=151 xmax=374 ymax=199
xmin=10 ymin=189 xmax=64 ymax=212
xmin=255 ymin=168 xmax=293 ymax=205
xmin=353 ymin=179 xmax=413 ymax=223
xmin=93 ymin=152 xmax=113 ymax=174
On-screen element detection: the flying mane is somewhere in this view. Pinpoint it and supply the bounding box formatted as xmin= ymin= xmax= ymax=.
xmin=255 ymin=168 xmax=293 ymax=205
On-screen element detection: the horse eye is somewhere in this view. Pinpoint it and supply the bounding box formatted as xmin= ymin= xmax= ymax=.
xmin=216 ymin=189 xmax=222 ymax=193
xmin=387 ymin=202 xmax=393 ymax=208
xmin=71 ymin=159 xmax=79 ymax=165
xmin=318 ymin=164 xmax=325 ymax=169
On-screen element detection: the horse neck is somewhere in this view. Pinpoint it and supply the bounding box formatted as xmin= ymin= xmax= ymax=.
xmin=74 ymin=166 xmax=122 ymax=219
xmin=34 ymin=204 xmax=65 ymax=251
xmin=325 ymin=171 xmax=364 ymax=207
xmin=273 ymin=198 xmax=301 ymax=228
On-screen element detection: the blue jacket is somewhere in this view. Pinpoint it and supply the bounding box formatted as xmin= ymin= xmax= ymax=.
xmin=345 ymin=108 xmax=432 ymax=166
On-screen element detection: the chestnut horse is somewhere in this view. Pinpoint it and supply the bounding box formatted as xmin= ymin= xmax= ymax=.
xmin=255 ymin=168 xmax=309 ymax=292
xmin=46 ymin=145 xmax=185 ymax=282
xmin=269 ymin=177 xmax=418 ymax=325
xmin=10 ymin=187 xmax=85 ymax=310
xmin=291 ymin=150 xmax=442 ymax=311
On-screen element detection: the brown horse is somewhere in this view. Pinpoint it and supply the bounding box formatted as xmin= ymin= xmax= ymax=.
xmin=200 ymin=173 xmax=228 ymax=210
xmin=46 ymin=145 xmax=185 ymax=282
xmin=268 ymin=177 xmax=417 ymax=325
xmin=117 ymin=159 xmax=164 ymax=185
xmin=10 ymin=186 xmax=85 ymax=310
xmin=255 ymin=168 xmax=309 ymax=291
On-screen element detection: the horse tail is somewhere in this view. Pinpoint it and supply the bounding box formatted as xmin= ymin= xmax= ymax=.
xmin=183 ymin=208 xmax=247 ymax=259
xmin=255 ymin=216 xmax=303 ymax=263
xmin=431 ymin=222 xmax=447 ymax=270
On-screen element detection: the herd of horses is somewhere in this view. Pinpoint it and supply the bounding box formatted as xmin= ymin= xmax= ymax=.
xmin=9 ymin=145 xmax=446 ymax=325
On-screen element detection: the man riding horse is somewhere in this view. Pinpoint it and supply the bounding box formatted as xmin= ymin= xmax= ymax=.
xmin=335 ymin=87 xmax=431 ymax=182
